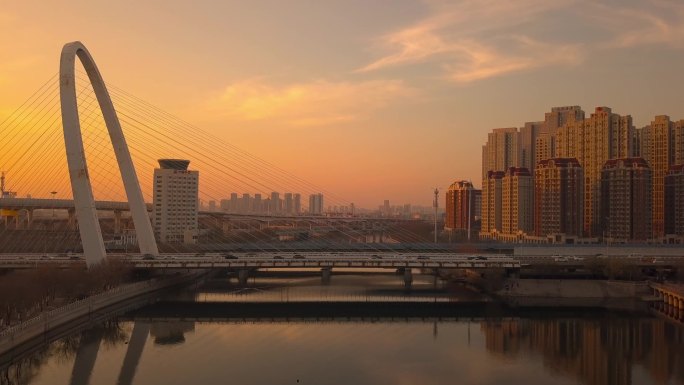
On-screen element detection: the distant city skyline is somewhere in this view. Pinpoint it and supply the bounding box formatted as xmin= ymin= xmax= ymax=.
xmin=2 ymin=1 xmax=684 ymax=207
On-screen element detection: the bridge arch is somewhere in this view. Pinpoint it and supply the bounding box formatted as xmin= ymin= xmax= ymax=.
xmin=60 ymin=41 xmax=158 ymax=266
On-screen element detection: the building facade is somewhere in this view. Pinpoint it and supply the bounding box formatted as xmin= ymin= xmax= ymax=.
xmin=665 ymin=164 xmax=684 ymax=238
xmin=641 ymin=116 xmax=675 ymax=238
xmin=445 ymin=180 xmax=481 ymax=238
xmin=481 ymin=171 xmax=504 ymax=236
xmin=534 ymin=158 xmax=583 ymax=238
xmin=482 ymin=128 xmax=519 ymax=180
xmin=502 ymin=167 xmax=533 ymax=236
xmin=600 ymin=158 xmax=652 ymax=242
xmin=153 ymin=159 xmax=199 ymax=244
xmin=308 ymin=193 xmax=324 ymax=215
xmin=555 ymin=106 xmax=634 ymax=236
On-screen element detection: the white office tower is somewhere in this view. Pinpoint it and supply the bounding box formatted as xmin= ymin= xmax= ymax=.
xmin=153 ymin=159 xmax=199 ymax=244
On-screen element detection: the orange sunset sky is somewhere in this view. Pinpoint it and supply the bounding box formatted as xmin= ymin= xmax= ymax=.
xmin=2 ymin=1 xmax=684 ymax=208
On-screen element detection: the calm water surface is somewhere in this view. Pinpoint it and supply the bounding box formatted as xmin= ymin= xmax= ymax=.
xmin=5 ymin=273 xmax=684 ymax=385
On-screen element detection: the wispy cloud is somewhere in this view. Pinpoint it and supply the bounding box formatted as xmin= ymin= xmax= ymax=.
xmin=588 ymin=0 xmax=684 ymax=48
xmin=205 ymin=79 xmax=414 ymax=127
xmin=357 ymin=0 xmax=580 ymax=82
xmin=358 ymin=0 xmax=684 ymax=83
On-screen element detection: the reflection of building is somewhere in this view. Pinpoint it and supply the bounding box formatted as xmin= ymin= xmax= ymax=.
xmin=153 ymin=159 xmax=199 ymax=244
xmin=150 ymin=321 xmax=195 ymax=345
xmin=480 ymin=317 xmax=684 ymax=385
xmin=600 ymin=158 xmax=652 ymax=241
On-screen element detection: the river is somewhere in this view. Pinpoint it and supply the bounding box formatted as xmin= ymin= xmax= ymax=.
xmin=2 ymin=272 xmax=683 ymax=385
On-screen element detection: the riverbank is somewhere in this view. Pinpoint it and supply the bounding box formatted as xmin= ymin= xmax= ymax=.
xmin=0 ymin=270 xmax=208 ymax=363
xmin=497 ymin=278 xmax=653 ymax=310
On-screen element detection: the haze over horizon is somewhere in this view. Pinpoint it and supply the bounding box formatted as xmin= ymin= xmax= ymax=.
xmin=2 ymin=0 xmax=684 ymax=208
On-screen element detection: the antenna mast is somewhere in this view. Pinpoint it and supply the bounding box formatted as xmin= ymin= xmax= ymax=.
xmin=1 ymin=171 xmax=5 ymax=197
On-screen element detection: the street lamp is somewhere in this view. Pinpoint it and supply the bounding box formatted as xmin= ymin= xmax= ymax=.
xmin=50 ymin=191 xmax=57 ymax=229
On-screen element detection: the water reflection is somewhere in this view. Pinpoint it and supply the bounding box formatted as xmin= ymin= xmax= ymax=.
xmin=2 ymin=276 xmax=684 ymax=385
xmin=481 ymin=317 xmax=684 ymax=385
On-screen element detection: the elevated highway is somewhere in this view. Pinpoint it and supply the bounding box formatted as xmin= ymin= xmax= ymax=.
xmin=0 ymin=252 xmax=520 ymax=270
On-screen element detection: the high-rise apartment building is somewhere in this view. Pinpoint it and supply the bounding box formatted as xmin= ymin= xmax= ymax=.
xmin=534 ymin=158 xmax=583 ymax=237
xmin=284 ymin=193 xmax=293 ymax=214
xmin=519 ymin=122 xmax=543 ymax=172
xmin=556 ymin=107 xmax=634 ymax=236
xmin=481 ymin=171 xmax=504 ymax=236
xmin=253 ymin=193 xmax=262 ymax=214
xmin=309 ymin=193 xmax=324 ymax=215
xmin=534 ymin=133 xmax=555 ymax=167
xmin=383 ymin=199 xmax=391 ymax=216
xmin=482 ymin=128 xmax=519 ymax=180
xmin=241 ymin=193 xmax=251 ymax=213
xmin=270 ymin=192 xmax=280 ymax=214
xmin=229 ymin=193 xmax=238 ymax=212
xmin=665 ymin=164 xmax=684 ymax=237
xmin=544 ymin=106 xmax=585 ymax=133
xmin=220 ymin=199 xmax=229 ymax=211
xmin=152 ymin=159 xmax=199 ymax=244
xmin=600 ymin=158 xmax=652 ymax=241
xmin=675 ymin=120 xmax=684 ymax=166
xmin=502 ymin=167 xmax=533 ymax=236
xmin=293 ymin=193 xmax=301 ymax=215
xmin=445 ymin=180 xmax=480 ymax=237
xmin=641 ymin=115 xmax=675 ymax=238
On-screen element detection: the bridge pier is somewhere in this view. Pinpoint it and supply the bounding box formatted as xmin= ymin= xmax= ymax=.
xmin=321 ymin=267 xmax=332 ymax=285
xmin=237 ymin=269 xmax=250 ymax=286
xmin=403 ymin=268 xmax=413 ymax=290
xmin=114 ymin=210 xmax=122 ymax=234
xmin=26 ymin=209 xmax=34 ymax=229
xmin=68 ymin=208 xmax=77 ymax=230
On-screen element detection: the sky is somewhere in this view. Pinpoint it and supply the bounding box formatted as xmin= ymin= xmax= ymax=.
xmin=2 ymin=0 xmax=684 ymax=208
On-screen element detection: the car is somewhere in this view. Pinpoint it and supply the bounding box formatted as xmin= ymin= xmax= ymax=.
xmin=223 ymin=254 xmax=238 ymax=259
xmin=69 ymin=255 xmax=82 ymax=260
xmin=142 ymin=254 xmax=155 ymax=260
xmin=273 ymin=256 xmax=283 ymax=260
xmin=371 ymin=255 xmax=381 ymax=259
xmin=293 ymin=255 xmax=305 ymax=259
xmin=475 ymin=256 xmax=487 ymax=261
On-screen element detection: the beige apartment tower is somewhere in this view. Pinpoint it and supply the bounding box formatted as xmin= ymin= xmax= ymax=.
xmin=502 ymin=167 xmax=533 ymax=236
xmin=600 ymin=158 xmax=652 ymax=242
xmin=534 ymin=158 xmax=583 ymax=237
xmin=153 ymin=159 xmax=199 ymax=244
xmin=555 ymin=107 xmax=634 ymax=236
xmin=481 ymin=171 xmax=504 ymax=236
xmin=641 ymin=115 xmax=675 ymax=238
